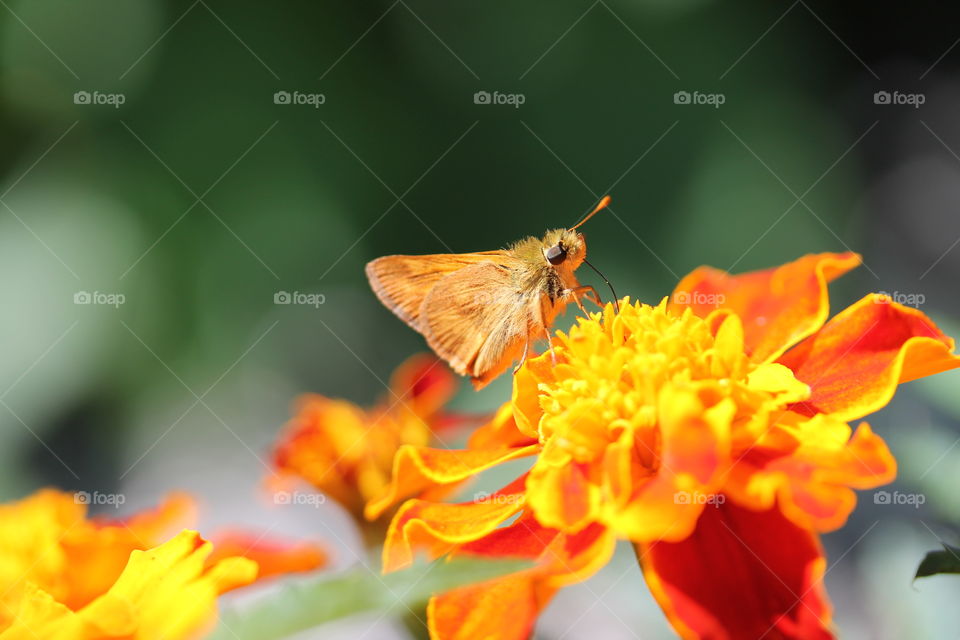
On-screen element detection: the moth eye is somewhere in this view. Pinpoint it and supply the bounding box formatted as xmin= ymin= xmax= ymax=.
xmin=546 ymin=244 xmax=567 ymax=265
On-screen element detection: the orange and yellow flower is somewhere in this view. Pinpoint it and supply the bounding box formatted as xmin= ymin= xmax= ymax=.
xmin=371 ymin=253 xmax=960 ymax=640
xmin=0 ymin=489 xmax=326 ymax=639
xmin=273 ymin=353 xmax=457 ymax=519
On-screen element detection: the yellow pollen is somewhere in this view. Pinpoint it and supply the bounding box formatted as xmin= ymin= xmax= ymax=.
xmin=535 ymin=298 xmax=811 ymax=464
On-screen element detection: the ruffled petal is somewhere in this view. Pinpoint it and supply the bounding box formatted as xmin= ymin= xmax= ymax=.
xmin=605 ymin=386 xmax=734 ymax=542
xmin=467 ymin=403 xmax=538 ymax=450
xmin=512 ymin=354 xmax=556 ymax=439
xmin=726 ymin=417 xmax=896 ymax=532
xmin=779 ymin=295 xmax=960 ymax=421
xmin=672 ymin=252 xmax=861 ymax=362
xmin=365 ymin=444 xmax=538 ymax=520
xmin=639 ymin=501 xmax=832 ymax=640
xmin=1 ymin=530 xmax=257 ymax=640
xmin=208 ymin=530 xmax=327 ymax=580
xmin=383 ymin=476 xmax=528 ymax=572
xmin=388 ymin=353 xmax=457 ymax=419
xmin=428 ymin=513 xmax=615 ymax=640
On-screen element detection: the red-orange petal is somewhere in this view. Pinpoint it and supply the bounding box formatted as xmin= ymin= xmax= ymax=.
xmin=208 ymin=530 xmax=327 ymax=581
xmin=725 ymin=421 xmax=896 ymax=532
xmin=779 ymin=295 xmax=960 ymax=422
xmin=671 ymin=252 xmax=861 ymax=363
xmin=467 ymin=403 xmax=538 ymax=450
xmin=428 ymin=514 xmax=615 ymax=640
xmin=388 ymin=353 xmax=457 ymax=419
xmin=639 ymin=500 xmax=832 ymax=640
xmin=382 ymin=475 xmax=528 ymax=572
xmin=365 ymin=444 xmax=538 ymax=520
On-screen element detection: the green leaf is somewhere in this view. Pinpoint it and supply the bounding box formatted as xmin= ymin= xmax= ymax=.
xmin=916 ymin=544 xmax=960 ymax=578
xmin=207 ymin=555 xmax=531 ymax=640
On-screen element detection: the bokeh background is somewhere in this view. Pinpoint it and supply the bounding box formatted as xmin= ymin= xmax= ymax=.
xmin=2 ymin=1 xmax=960 ymax=637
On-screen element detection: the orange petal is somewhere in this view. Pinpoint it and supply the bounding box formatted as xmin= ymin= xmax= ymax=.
xmin=726 ymin=419 xmax=896 ymax=533
xmin=429 ymin=574 xmax=539 ymax=640
xmin=382 ymin=475 xmax=528 ymax=572
xmin=209 ymin=530 xmax=327 ymax=581
xmin=467 ymin=403 xmax=538 ymax=450
xmin=388 ymin=353 xmax=457 ymax=418
xmin=365 ymin=444 xmax=537 ymax=520
xmin=779 ymin=295 xmax=960 ymax=422
xmin=60 ymin=493 xmax=196 ymax=611
xmin=671 ymin=252 xmax=861 ymax=362
xmin=110 ymin=492 xmax=196 ymax=541
xmin=428 ymin=514 xmax=615 ymax=640
xmin=526 ymin=460 xmax=599 ymax=533
xmin=639 ymin=501 xmax=833 ymax=640
xmin=1 ymin=530 xmax=258 ymax=640
xmin=606 ymin=386 xmax=733 ymax=542
xmin=512 ymin=353 xmax=556 ymax=439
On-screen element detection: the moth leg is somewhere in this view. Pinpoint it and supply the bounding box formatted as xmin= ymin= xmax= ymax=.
xmin=514 ymin=331 xmax=531 ymax=375
xmin=548 ymin=334 xmax=557 ymax=364
xmin=562 ymin=285 xmax=602 ymax=311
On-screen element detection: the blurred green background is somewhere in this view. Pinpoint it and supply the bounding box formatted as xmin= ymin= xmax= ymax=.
xmin=2 ymin=1 xmax=960 ymax=637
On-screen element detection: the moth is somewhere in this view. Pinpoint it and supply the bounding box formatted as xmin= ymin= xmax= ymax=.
xmin=366 ymin=196 xmax=617 ymax=389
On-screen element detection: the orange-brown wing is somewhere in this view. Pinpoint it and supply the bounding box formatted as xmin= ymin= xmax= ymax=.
xmin=419 ymin=262 xmax=532 ymax=387
xmin=365 ymin=251 xmax=506 ymax=332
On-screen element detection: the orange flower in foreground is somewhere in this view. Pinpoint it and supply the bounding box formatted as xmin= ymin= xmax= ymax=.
xmin=0 ymin=489 xmax=326 ymax=639
xmin=371 ymin=253 xmax=960 ymax=640
xmin=273 ymin=353 xmax=456 ymax=518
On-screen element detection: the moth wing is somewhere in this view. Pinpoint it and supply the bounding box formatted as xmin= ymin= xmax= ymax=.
xmin=419 ymin=261 xmax=531 ymax=387
xmin=365 ymin=252 xmax=503 ymax=332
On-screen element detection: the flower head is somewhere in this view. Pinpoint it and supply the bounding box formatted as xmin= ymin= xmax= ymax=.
xmin=374 ymin=253 xmax=960 ymax=640
xmin=0 ymin=489 xmax=326 ymax=639
xmin=272 ymin=353 xmax=456 ymax=518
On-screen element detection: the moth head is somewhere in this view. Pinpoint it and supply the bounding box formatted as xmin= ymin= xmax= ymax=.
xmin=541 ymin=229 xmax=585 ymax=269
xmin=540 ymin=196 xmax=612 ymax=270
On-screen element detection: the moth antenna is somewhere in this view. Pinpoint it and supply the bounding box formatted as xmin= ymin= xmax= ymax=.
xmin=571 ymin=195 xmax=611 ymax=230
xmin=583 ymin=258 xmax=619 ymax=313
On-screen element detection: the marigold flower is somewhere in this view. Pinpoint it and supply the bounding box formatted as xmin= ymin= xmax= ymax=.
xmin=373 ymin=253 xmax=960 ymax=640
xmin=273 ymin=353 xmax=456 ymax=518
xmin=0 ymin=489 xmax=326 ymax=639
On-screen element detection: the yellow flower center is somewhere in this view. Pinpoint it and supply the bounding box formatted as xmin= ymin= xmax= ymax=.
xmin=536 ymin=299 xmax=810 ymax=469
